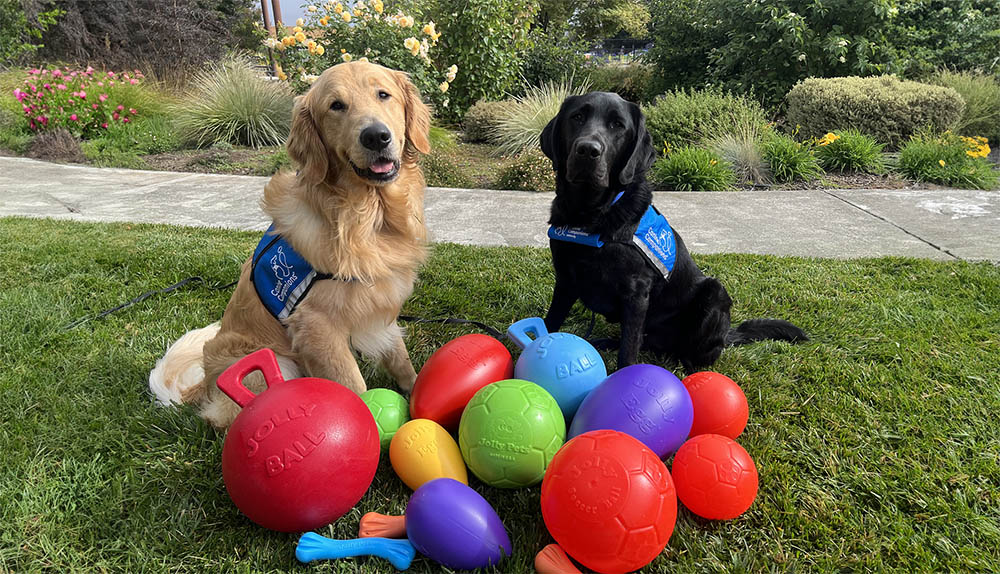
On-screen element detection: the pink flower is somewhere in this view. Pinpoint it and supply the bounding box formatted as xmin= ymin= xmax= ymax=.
xmin=22 ymin=106 xmax=30 ymax=113
xmin=109 ymin=80 xmax=115 ymax=85
xmin=129 ymin=79 xmax=138 ymax=85
xmin=122 ymin=117 xmax=130 ymax=123
xmin=13 ymin=88 xmax=25 ymax=102
xmin=86 ymin=66 xmax=94 ymax=74
xmin=79 ymin=91 xmax=86 ymax=99
xmin=92 ymin=103 xmax=99 ymax=110
xmin=107 ymin=71 xmax=115 ymax=77
xmin=113 ymin=112 xmax=119 ymax=120
xmin=129 ymin=108 xmax=136 ymax=115
xmin=29 ymin=120 xmax=35 ymax=129
xmin=97 ymin=82 xmax=104 ymax=87
xmin=99 ymin=94 xmax=108 ymax=102
xmin=56 ymin=84 xmax=66 ymax=90
xmin=52 ymin=69 xmax=62 ymax=77
xmin=43 ymin=84 xmax=50 ymax=90
xmin=70 ymin=114 xmax=78 ymax=121
xmin=116 ymin=105 xmax=123 ymax=111
xmin=29 ymin=68 xmax=39 ymax=75
xmin=101 ymin=122 xmax=108 ymax=129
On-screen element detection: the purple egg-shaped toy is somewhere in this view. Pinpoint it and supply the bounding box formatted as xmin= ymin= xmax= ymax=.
xmin=568 ymin=364 xmax=693 ymax=457
xmin=406 ymin=478 xmax=512 ymax=570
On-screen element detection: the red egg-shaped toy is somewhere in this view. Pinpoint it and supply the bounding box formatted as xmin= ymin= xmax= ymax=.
xmin=682 ymin=371 xmax=749 ymax=439
xmin=410 ymin=334 xmax=514 ymax=431
xmin=218 ymin=348 xmax=379 ymax=532
xmin=541 ymin=430 xmax=677 ymax=574
xmin=671 ymin=434 xmax=758 ymax=520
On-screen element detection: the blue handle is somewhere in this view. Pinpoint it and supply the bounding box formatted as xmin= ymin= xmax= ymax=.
xmin=507 ymin=317 xmax=548 ymax=350
xmin=295 ymin=532 xmax=416 ymax=570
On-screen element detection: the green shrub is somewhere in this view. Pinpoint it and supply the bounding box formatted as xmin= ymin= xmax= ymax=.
xmin=587 ymin=63 xmax=655 ymax=103
xmin=491 ymin=78 xmax=591 ymax=156
xmin=462 ymin=100 xmax=514 ymax=143
xmin=813 ymin=129 xmax=885 ymax=173
xmin=494 ymin=149 xmax=555 ymax=191
xmin=642 ymin=88 xmax=769 ymax=149
xmin=898 ymin=133 xmax=997 ymax=190
xmin=173 ymin=54 xmax=293 ymax=149
xmin=650 ymin=146 xmax=734 ymax=191
xmin=518 ymin=26 xmax=590 ymax=91
xmin=421 ymin=150 xmax=476 ymax=188
xmin=761 ymin=132 xmax=823 ymax=183
xmin=925 ymin=69 xmax=1000 ymax=144
xmin=784 ymin=76 xmax=965 ymax=150
xmin=708 ymin=120 xmax=771 ymax=185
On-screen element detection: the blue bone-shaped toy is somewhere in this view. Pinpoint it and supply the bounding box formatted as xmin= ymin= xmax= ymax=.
xmin=295 ymin=532 xmax=416 ymax=570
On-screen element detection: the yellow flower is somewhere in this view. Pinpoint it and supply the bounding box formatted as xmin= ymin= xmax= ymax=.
xmin=315 ymin=44 xmax=325 ymax=56
xmin=359 ymin=56 xmax=369 ymax=62
xmin=341 ymin=48 xmax=347 ymax=53
xmin=939 ymin=159 xmax=946 ymax=167
xmin=296 ymin=18 xmax=304 ymax=26
xmin=342 ymin=11 xmax=351 ymax=21
xmin=342 ymin=52 xmax=353 ymax=62
xmin=404 ymin=36 xmax=420 ymax=56
xmin=307 ymin=40 xmax=317 ymax=52
xmin=439 ymin=81 xmax=449 ymax=93
xmin=334 ymin=3 xmax=343 ymax=13
xmin=293 ymin=25 xmax=303 ymax=33
xmin=319 ymin=16 xmax=328 ymax=25
xmin=373 ymin=0 xmax=383 ymax=13
xmin=308 ymin=5 xmax=317 ymax=11
xmin=422 ymin=22 xmax=436 ymax=36
xmin=295 ymin=31 xmax=307 ymax=42
xmin=275 ymin=64 xmax=287 ymax=81
xmin=354 ymin=9 xmax=363 ymax=17
xmin=710 ymin=159 xmax=717 ymax=165
xmin=398 ymin=15 xmax=414 ymax=27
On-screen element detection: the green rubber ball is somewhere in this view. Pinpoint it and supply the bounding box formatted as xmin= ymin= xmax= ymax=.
xmin=361 ymin=388 xmax=410 ymax=451
xmin=458 ymin=379 xmax=566 ymax=488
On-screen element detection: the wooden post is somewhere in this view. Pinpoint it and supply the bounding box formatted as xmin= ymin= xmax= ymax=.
xmin=271 ymin=0 xmax=284 ymax=29
xmin=261 ymin=0 xmax=277 ymax=75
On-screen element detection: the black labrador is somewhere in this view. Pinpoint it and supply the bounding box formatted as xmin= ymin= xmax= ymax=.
xmin=540 ymin=92 xmax=806 ymax=372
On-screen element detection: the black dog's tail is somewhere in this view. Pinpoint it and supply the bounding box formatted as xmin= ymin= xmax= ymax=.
xmin=726 ymin=319 xmax=808 ymax=346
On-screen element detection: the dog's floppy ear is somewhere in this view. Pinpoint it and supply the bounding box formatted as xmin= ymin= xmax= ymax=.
xmin=286 ymin=94 xmax=332 ymax=185
xmin=619 ymin=101 xmax=656 ymax=186
xmin=540 ymin=95 xmax=576 ymax=172
xmin=395 ymin=71 xmax=431 ymax=156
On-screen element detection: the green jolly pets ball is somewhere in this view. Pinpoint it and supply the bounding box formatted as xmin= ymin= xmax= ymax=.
xmin=361 ymin=388 xmax=410 ymax=450
xmin=459 ymin=379 xmax=566 ymax=488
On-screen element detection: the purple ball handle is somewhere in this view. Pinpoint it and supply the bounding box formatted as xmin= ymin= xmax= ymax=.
xmin=295 ymin=532 xmax=416 ymax=571
xmin=508 ymin=317 xmax=548 ymax=350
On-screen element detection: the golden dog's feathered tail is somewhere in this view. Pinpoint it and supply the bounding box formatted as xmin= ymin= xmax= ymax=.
xmin=148 ymin=323 xmax=221 ymax=406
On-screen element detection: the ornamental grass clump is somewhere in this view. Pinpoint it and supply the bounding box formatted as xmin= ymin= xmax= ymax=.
xmin=11 ymin=66 xmax=148 ymax=138
xmin=708 ymin=119 xmax=771 ymax=185
xmin=898 ymin=132 xmax=998 ymax=190
xmin=813 ymin=129 xmax=885 ymax=173
xmin=490 ymin=78 xmax=591 ymax=156
xmin=761 ymin=132 xmax=823 ymax=183
xmin=173 ymin=55 xmax=294 ymax=149
xmin=651 ymin=146 xmax=734 ymax=191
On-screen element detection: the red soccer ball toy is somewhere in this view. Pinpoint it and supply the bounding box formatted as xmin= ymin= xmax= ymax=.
xmin=540 ymin=430 xmax=677 ymax=574
xmin=682 ymin=371 xmax=749 ymax=439
xmin=671 ymin=434 xmax=758 ymax=520
xmin=217 ymin=348 xmax=380 ymax=532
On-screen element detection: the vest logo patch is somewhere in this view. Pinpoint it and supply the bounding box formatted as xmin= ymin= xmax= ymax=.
xmin=268 ymin=246 xmax=298 ymax=301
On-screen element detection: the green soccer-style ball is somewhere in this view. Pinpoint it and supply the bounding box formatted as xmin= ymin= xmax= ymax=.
xmin=361 ymin=388 xmax=410 ymax=450
xmin=458 ymin=379 xmax=566 ymax=488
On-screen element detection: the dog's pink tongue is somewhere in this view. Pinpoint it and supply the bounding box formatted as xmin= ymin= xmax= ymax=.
xmin=370 ymin=160 xmax=394 ymax=174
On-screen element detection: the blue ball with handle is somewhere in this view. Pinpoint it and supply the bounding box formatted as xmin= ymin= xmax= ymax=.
xmin=507 ymin=317 xmax=607 ymax=420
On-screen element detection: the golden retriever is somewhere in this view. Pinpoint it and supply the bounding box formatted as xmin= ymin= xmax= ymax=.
xmin=149 ymin=61 xmax=431 ymax=428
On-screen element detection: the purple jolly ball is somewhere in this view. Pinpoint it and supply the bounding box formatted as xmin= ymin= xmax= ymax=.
xmin=568 ymin=364 xmax=694 ymax=457
xmin=405 ymin=478 xmax=512 ymax=570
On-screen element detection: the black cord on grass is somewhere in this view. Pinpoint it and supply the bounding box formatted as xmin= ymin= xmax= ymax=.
xmin=62 ymin=276 xmax=238 ymax=331
xmin=61 ymin=276 xmax=505 ymax=339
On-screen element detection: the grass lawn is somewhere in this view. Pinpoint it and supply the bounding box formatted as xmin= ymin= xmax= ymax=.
xmin=1 ymin=217 xmax=998 ymax=572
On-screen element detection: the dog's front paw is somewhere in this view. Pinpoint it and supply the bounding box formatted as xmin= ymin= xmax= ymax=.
xmin=395 ymin=371 xmax=416 ymax=394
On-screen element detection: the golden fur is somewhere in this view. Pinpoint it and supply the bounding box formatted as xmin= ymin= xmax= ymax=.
xmin=149 ymin=62 xmax=430 ymax=428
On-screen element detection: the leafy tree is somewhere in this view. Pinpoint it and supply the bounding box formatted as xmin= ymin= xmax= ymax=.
xmin=573 ymin=0 xmax=650 ymax=40
xmin=889 ymin=0 xmax=1000 ymax=78
xmin=0 ymin=0 xmax=61 ymax=68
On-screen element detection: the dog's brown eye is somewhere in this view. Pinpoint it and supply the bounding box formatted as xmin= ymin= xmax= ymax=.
xmin=611 ymin=120 xmax=625 ymax=130
xmin=571 ymin=113 xmax=584 ymax=123
xmin=378 ymin=90 xmax=391 ymax=100
xmin=330 ymin=101 xmax=345 ymax=111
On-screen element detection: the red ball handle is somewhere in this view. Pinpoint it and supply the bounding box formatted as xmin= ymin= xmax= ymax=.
xmin=216 ymin=348 xmax=286 ymax=408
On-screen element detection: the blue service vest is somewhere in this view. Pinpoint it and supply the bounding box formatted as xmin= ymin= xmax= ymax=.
xmin=548 ymin=202 xmax=677 ymax=278
xmin=251 ymin=224 xmax=334 ymax=323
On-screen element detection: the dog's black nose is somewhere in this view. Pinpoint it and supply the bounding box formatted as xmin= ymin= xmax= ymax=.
xmin=360 ymin=123 xmax=392 ymax=151
xmin=574 ymin=139 xmax=603 ymax=159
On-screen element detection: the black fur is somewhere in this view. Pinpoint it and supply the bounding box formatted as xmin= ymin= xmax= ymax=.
xmin=540 ymin=92 xmax=807 ymax=373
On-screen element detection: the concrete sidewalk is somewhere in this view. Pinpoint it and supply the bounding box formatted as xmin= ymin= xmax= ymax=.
xmin=1 ymin=156 xmax=998 ymax=261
